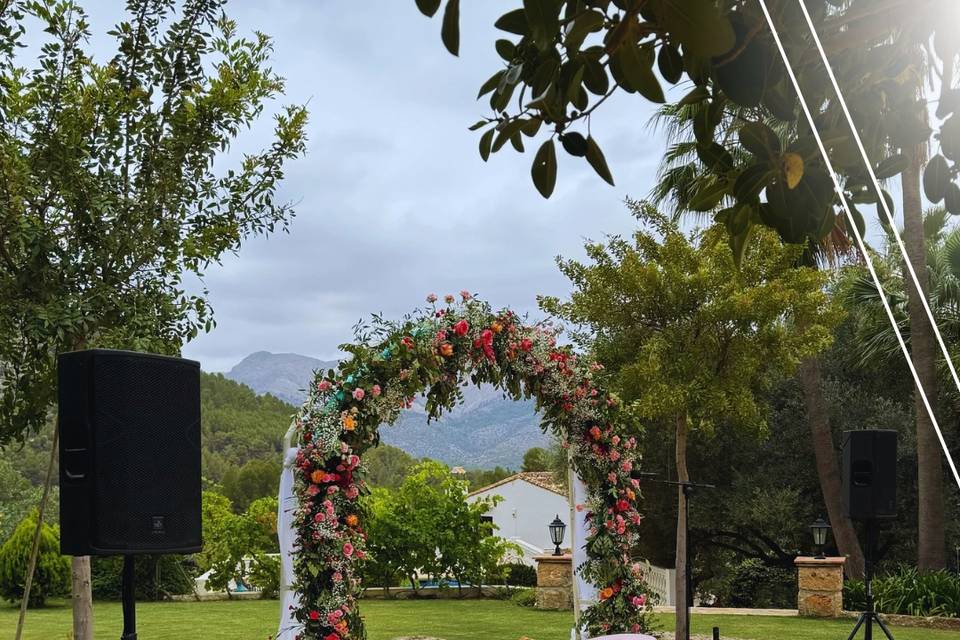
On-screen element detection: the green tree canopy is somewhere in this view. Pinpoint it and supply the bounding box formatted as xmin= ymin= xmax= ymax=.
xmin=0 ymin=0 xmax=308 ymax=446
xmin=0 ymin=511 xmax=69 ymax=607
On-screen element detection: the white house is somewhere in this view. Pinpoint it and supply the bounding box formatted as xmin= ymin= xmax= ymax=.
xmin=467 ymin=471 xmax=569 ymax=566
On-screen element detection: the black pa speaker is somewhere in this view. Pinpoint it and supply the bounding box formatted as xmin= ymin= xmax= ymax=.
xmin=58 ymin=349 xmax=202 ymax=555
xmin=842 ymin=429 xmax=897 ymax=521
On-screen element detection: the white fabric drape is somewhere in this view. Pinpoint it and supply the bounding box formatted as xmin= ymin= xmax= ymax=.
xmin=277 ymin=445 xmax=302 ymax=640
xmin=570 ymin=470 xmax=597 ymax=640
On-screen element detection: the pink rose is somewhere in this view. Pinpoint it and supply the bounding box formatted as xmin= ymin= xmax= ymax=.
xmin=445 ymin=294 xmax=455 ymax=303
xmin=609 ymin=450 xmax=621 ymax=462
xmin=327 ymin=486 xmax=339 ymax=494
xmin=352 ymin=388 xmax=365 ymax=400
xmin=460 ymin=290 xmax=472 ymax=301
xmin=332 ymin=572 xmax=343 ymax=583
xmin=621 ymin=460 xmax=633 ymax=473
xmin=632 ymin=595 xmax=646 ymax=607
xmin=611 ymin=435 xmax=621 ymax=445
xmin=426 ymin=293 xmax=437 ymax=303
xmin=318 ymin=380 xmax=332 ymax=392
xmin=306 ymin=485 xmax=321 ymax=496
xmin=342 ymin=542 xmax=354 ymax=557
xmin=371 ymin=384 xmax=381 ymax=397
xmin=345 ymin=485 xmax=359 ymax=499
xmin=453 ymin=319 xmax=469 ymax=336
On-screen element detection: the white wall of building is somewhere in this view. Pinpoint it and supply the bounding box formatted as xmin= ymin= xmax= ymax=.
xmin=468 ymin=478 xmax=569 ymax=562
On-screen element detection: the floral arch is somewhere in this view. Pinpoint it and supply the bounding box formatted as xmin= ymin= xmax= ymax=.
xmin=290 ymin=293 xmax=650 ymax=639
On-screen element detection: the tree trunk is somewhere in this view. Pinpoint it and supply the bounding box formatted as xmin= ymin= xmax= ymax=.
xmin=71 ymin=556 xmax=93 ymax=640
xmin=903 ymin=145 xmax=947 ymax=570
xmin=674 ymin=414 xmax=689 ymax=640
xmin=799 ymin=357 xmax=866 ymax=579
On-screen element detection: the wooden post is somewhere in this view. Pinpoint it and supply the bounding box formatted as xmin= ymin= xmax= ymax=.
xmin=72 ymin=556 xmax=94 ymax=640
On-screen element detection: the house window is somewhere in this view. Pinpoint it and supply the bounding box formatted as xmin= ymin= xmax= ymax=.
xmin=480 ymin=515 xmax=494 ymax=535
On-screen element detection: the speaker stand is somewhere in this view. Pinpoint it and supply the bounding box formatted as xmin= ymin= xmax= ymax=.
xmin=847 ymin=522 xmax=894 ymax=640
xmin=121 ymin=555 xmax=137 ymax=640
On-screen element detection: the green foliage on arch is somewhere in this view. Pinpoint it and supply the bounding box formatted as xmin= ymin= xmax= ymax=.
xmin=290 ymin=294 xmax=651 ymax=639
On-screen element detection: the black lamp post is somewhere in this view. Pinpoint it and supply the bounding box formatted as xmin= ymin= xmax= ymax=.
xmin=549 ymin=515 xmax=566 ymax=556
xmin=810 ymin=517 xmax=831 ymax=560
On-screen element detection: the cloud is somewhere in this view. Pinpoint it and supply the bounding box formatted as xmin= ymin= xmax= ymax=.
xmin=76 ymin=1 xmax=666 ymax=372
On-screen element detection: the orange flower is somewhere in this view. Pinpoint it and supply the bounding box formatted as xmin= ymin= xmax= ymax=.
xmin=626 ymin=488 xmax=636 ymax=501
xmin=599 ymin=587 xmax=615 ymax=600
xmin=345 ymin=514 xmax=359 ymax=527
xmin=491 ymin=321 xmax=503 ymax=334
xmin=310 ymin=470 xmax=325 ymax=484
xmin=439 ymin=342 xmax=454 ymax=357
xmin=342 ymin=414 xmax=357 ymax=431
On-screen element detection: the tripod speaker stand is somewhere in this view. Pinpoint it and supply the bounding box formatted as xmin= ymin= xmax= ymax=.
xmin=846 ymin=523 xmax=894 ymax=640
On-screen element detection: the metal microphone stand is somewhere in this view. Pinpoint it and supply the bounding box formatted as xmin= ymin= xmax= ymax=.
xmin=638 ymin=472 xmax=715 ymax=640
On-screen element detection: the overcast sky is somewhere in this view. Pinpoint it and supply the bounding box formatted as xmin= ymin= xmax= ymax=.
xmin=66 ymin=2 xmax=908 ymax=372
xmin=114 ymin=1 xmax=668 ymax=372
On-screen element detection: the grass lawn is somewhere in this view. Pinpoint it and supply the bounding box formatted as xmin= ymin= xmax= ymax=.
xmin=3 ymin=598 xmax=960 ymax=640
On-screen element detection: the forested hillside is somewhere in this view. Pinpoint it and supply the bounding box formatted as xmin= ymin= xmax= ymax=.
xmin=199 ymin=373 xmax=294 ymax=483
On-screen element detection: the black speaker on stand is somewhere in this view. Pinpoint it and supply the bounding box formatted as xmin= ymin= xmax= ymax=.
xmin=58 ymin=349 xmax=202 ymax=640
xmin=841 ymin=429 xmax=897 ymax=640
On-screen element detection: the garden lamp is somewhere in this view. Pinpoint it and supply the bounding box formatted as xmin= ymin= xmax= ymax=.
xmin=549 ymin=515 xmax=566 ymax=556
xmin=810 ymin=517 xmax=831 ymax=559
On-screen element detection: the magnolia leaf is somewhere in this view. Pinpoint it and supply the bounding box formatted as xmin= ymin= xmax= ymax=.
xmin=844 ymin=203 xmax=866 ymax=239
xmin=586 ymin=136 xmax=614 ymax=186
xmin=733 ymin=164 xmax=773 ymax=203
xmin=874 ymin=154 xmax=909 ymax=180
xmin=876 ymin=189 xmax=895 ymax=226
xmin=495 ymin=39 xmax=516 ymax=61
xmin=689 ymin=179 xmax=727 ymax=211
xmin=924 ymin=154 xmax=950 ymax=203
xmin=468 ymin=120 xmax=488 ymax=131
xmin=660 ymin=0 xmax=736 ymax=58
xmin=781 ymin=153 xmax=804 ymax=190
xmin=946 ymin=183 xmax=960 ymax=216
xmin=561 ymin=132 xmax=588 ymax=157
xmin=679 ymin=86 xmax=710 ymax=106
xmin=479 ymin=128 xmax=495 ymax=162
xmin=440 ymin=0 xmax=460 ymax=56
xmin=565 ymin=9 xmax=604 ymax=52
xmin=583 ymin=58 xmax=609 ymax=95
xmin=728 ymin=222 xmax=753 ymax=268
xmin=477 ymin=71 xmax=505 ymax=99
xmin=531 ymin=139 xmax=558 ymax=198
xmin=524 ymin=0 xmax=561 ymax=51
xmin=697 ymin=142 xmax=734 ymax=172
xmin=714 ymin=22 xmax=765 ymax=108
xmin=739 ymin=122 xmax=781 ymax=157
xmin=617 ymin=42 xmax=665 ymax=103
xmin=657 ymin=43 xmax=684 ymax=84
xmin=415 ymin=0 xmax=442 ymax=17
xmin=495 ymin=8 xmax=529 ymax=35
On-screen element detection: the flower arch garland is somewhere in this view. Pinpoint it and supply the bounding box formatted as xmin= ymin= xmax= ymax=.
xmin=290 ymin=293 xmax=652 ymax=639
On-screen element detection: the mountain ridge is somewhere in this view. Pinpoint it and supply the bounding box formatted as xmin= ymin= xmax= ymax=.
xmin=223 ymin=351 xmax=548 ymax=469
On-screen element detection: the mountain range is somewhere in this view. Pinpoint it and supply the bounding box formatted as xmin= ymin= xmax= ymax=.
xmin=223 ymin=351 xmax=549 ymax=469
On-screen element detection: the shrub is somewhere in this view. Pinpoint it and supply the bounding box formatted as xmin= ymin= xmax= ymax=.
xmin=91 ymin=555 xmax=195 ymax=601
xmin=510 ymin=587 xmax=538 ymax=608
xmin=504 ymin=562 xmax=537 ymax=587
xmin=248 ymin=553 xmax=281 ymax=599
xmin=844 ymin=566 xmax=960 ymax=618
xmin=725 ymin=559 xmax=795 ymax=609
xmin=0 ymin=512 xmax=70 ymax=607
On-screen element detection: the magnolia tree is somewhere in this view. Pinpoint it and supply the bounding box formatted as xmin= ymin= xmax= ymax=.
xmin=414 ymin=0 xmax=960 ymax=572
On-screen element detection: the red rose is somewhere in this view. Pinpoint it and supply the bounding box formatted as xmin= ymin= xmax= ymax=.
xmin=453 ymin=319 xmax=469 ymax=336
xmin=309 ymin=610 xmax=320 ymax=621
xmin=520 ymin=338 xmax=533 ymax=352
xmin=324 ymin=634 xmax=339 ymax=640
xmin=616 ymin=499 xmax=630 ymax=512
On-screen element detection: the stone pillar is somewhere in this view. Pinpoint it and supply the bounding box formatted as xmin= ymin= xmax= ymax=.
xmin=534 ymin=554 xmax=573 ymax=611
xmin=795 ymin=556 xmax=846 ymax=617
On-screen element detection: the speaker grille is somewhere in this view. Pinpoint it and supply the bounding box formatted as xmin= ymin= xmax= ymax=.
xmin=90 ymin=352 xmax=201 ymax=552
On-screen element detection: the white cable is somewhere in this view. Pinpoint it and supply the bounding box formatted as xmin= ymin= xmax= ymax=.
xmin=756 ymin=0 xmax=960 ymax=492
xmin=794 ymin=0 xmax=960 ymax=487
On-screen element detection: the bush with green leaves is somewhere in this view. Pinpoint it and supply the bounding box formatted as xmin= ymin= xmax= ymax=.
xmin=503 ymin=562 xmax=538 ymax=588
xmin=247 ymin=553 xmax=281 ymax=599
xmin=845 ymin=567 xmax=960 ymax=618
xmin=0 ymin=512 xmax=70 ymax=607
xmin=91 ymin=555 xmax=195 ymax=601
xmin=722 ymin=559 xmax=796 ymax=609
xmin=510 ymin=587 xmax=537 ymax=608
